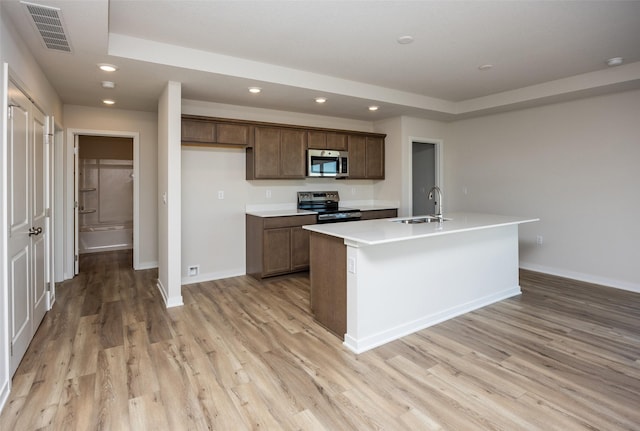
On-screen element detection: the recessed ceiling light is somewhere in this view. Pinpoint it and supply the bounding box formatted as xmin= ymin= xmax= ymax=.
xmin=397 ymin=35 xmax=414 ymax=45
xmin=98 ymin=63 xmax=118 ymax=72
xmin=101 ymin=81 xmax=115 ymax=89
xmin=368 ymin=105 xmax=379 ymax=111
xmin=315 ymin=97 xmax=327 ymax=104
xmin=248 ymin=87 xmax=261 ymax=94
xmin=606 ymin=57 xmax=623 ymax=67
xmin=102 ymin=99 xmax=115 ymax=105
xmin=478 ymin=64 xmax=493 ymax=71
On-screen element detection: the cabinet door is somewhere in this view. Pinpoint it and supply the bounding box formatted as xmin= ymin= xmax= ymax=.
xmin=280 ymin=129 xmax=306 ymax=178
xmin=263 ymin=228 xmax=291 ymax=276
xmin=365 ymin=136 xmax=385 ymax=179
xmin=291 ymin=226 xmax=310 ymax=270
xmin=348 ymin=135 xmax=366 ymax=178
xmin=307 ymin=131 xmax=326 ymax=149
xmin=326 ymin=132 xmax=348 ymax=151
xmin=254 ymin=127 xmax=281 ymax=178
xmin=182 ymin=119 xmax=215 ymax=143
xmin=217 ymin=123 xmax=250 ymax=146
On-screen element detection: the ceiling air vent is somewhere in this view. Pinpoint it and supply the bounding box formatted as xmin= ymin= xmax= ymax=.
xmin=22 ymin=1 xmax=72 ymax=53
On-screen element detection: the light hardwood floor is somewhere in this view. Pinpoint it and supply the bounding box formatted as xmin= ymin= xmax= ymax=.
xmin=1 ymin=250 xmax=639 ymax=430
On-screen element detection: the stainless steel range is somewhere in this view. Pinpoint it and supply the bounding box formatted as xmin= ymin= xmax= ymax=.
xmin=297 ymin=191 xmax=361 ymax=223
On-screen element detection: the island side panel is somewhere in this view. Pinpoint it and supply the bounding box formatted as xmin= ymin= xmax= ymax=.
xmin=309 ymin=232 xmax=347 ymax=339
xmin=344 ymin=224 xmax=521 ymax=353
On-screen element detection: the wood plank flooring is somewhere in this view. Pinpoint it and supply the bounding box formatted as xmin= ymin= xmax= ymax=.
xmin=1 ymin=250 xmax=639 ymax=430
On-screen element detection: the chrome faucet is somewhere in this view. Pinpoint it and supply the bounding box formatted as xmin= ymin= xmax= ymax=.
xmin=427 ymin=186 xmax=443 ymax=219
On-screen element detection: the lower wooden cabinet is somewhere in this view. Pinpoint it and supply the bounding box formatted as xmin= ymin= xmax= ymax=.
xmin=309 ymin=232 xmax=347 ymax=338
xmin=360 ymin=208 xmax=398 ymax=220
xmin=246 ymin=214 xmax=316 ymax=279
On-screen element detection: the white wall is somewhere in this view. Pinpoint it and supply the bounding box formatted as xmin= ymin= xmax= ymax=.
xmin=446 ymin=90 xmax=640 ymax=292
xmin=63 ymin=105 xmax=158 ymax=269
xmin=157 ymin=82 xmax=183 ymax=307
xmin=180 ymin=100 xmax=382 ymax=284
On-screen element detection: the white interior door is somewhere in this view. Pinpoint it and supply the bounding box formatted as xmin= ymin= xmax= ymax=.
xmin=7 ymin=81 xmax=49 ymax=375
xmin=31 ymin=100 xmax=48 ymax=328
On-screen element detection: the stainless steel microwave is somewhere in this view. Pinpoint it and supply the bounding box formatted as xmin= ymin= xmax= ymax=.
xmin=307 ymin=149 xmax=349 ymax=178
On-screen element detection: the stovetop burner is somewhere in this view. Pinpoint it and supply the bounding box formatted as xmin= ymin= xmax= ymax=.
xmin=297 ymin=191 xmax=361 ymax=223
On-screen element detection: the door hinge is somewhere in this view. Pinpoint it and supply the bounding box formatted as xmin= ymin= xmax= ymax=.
xmin=46 ymin=207 xmax=51 ymax=217
xmin=75 ymin=254 xmax=79 ymax=262
xmin=74 ymin=146 xmax=78 ymax=155
xmin=74 ymin=201 xmax=78 ymax=209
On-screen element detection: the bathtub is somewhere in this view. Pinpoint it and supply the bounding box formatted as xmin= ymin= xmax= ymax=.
xmin=79 ymin=223 xmax=133 ymax=254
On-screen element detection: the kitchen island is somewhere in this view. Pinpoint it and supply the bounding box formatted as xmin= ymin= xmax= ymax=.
xmin=303 ymin=213 xmax=538 ymax=353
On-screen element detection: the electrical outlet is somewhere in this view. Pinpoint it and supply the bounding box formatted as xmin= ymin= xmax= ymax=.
xmin=347 ymin=257 xmax=356 ymax=274
xmin=218 ymin=191 xmax=224 ymax=199
xmin=536 ymin=235 xmax=543 ymax=245
xmin=188 ymin=265 xmax=199 ymax=276
xmin=266 ymin=189 xmax=272 ymax=198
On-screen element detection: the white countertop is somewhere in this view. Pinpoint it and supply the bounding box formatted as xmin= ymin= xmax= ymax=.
xmin=246 ymin=209 xmax=317 ymax=217
xmin=303 ymin=212 xmax=539 ymax=246
xmin=246 ymin=202 xmax=398 ymax=218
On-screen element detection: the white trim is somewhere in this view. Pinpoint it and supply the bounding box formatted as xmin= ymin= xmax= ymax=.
xmin=344 ymin=286 xmax=521 ymax=354
xmin=520 ymin=262 xmax=640 ymax=294
xmin=181 ymin=267 xmax=245 ymax=286
xmin=1 ymin=62 xmax=11 ymax=414
xmin=156 ymin=279 xmax=183 ymax=308
xmin=64 ymin=129 xmax=140 ymax=277
xmin=136 ymin=260 xmax=158 ymax=270
xmin=407 ymin=137 xmax=444 ymax=216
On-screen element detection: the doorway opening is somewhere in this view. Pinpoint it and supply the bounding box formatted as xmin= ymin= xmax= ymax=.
xmin=65 ymin=129 xmax=140 ymax=278
xmin=77 ymin=136 xmax=133 ymax=268
xmin=411 ymin=139 xmax=442 ymax=216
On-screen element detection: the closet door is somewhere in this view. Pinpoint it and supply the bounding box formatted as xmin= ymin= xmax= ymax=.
xmin=7 ymin=81 xmax=49 ymax=375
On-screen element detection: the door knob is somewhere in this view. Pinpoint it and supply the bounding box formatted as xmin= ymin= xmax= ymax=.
xmin=28 ymin=227 xmax=43 ymax=236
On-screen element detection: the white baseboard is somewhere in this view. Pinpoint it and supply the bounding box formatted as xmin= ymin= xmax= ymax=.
xmin=343 ymin=286 xmax=521 ymax=354
xmin=181 ymin=267 xmax=245 ymax=286
xmin=135 ymin=261 xmax=158 ymax=270
xmin=519 ymin=262 xmax=640 ymax=294
xmin=155 ymin=279 xmax=183 ymax=308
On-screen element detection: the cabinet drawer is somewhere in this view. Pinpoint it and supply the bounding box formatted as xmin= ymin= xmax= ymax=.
xmin=263 ymin=214 xmax=317 ymax=229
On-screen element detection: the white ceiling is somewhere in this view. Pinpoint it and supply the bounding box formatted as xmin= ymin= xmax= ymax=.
xmin=3 ymin=0 xmax=640 ymax=121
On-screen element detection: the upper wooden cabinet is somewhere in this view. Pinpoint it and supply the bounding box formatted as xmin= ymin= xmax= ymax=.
xmin=348 ymin=135 xmax=385 ymax=179
xmin=248 ymin=127 xmax=306 ymax=179
xmin=365 ymin=136 xmax=385 ymax=179
xmin=307 ymin=131 xmax=348 ymax=150
xmin=181 ymin=116 xmax=251 ymax=146
xmin=183 ymin=115 xmax=385 ymax=180
xmin=182 ymin=118 xmax=216 ymax=144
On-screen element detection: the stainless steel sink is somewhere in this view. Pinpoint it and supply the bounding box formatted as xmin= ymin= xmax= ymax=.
xmin=393 ymin=216 xmax=450 ymax=224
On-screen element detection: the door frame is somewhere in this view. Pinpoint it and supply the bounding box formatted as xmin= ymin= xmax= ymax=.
xmin=64 ymin=128 xmax=140 ymax=277
xmin=407 ymin=137 xmax=443 ymax=216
